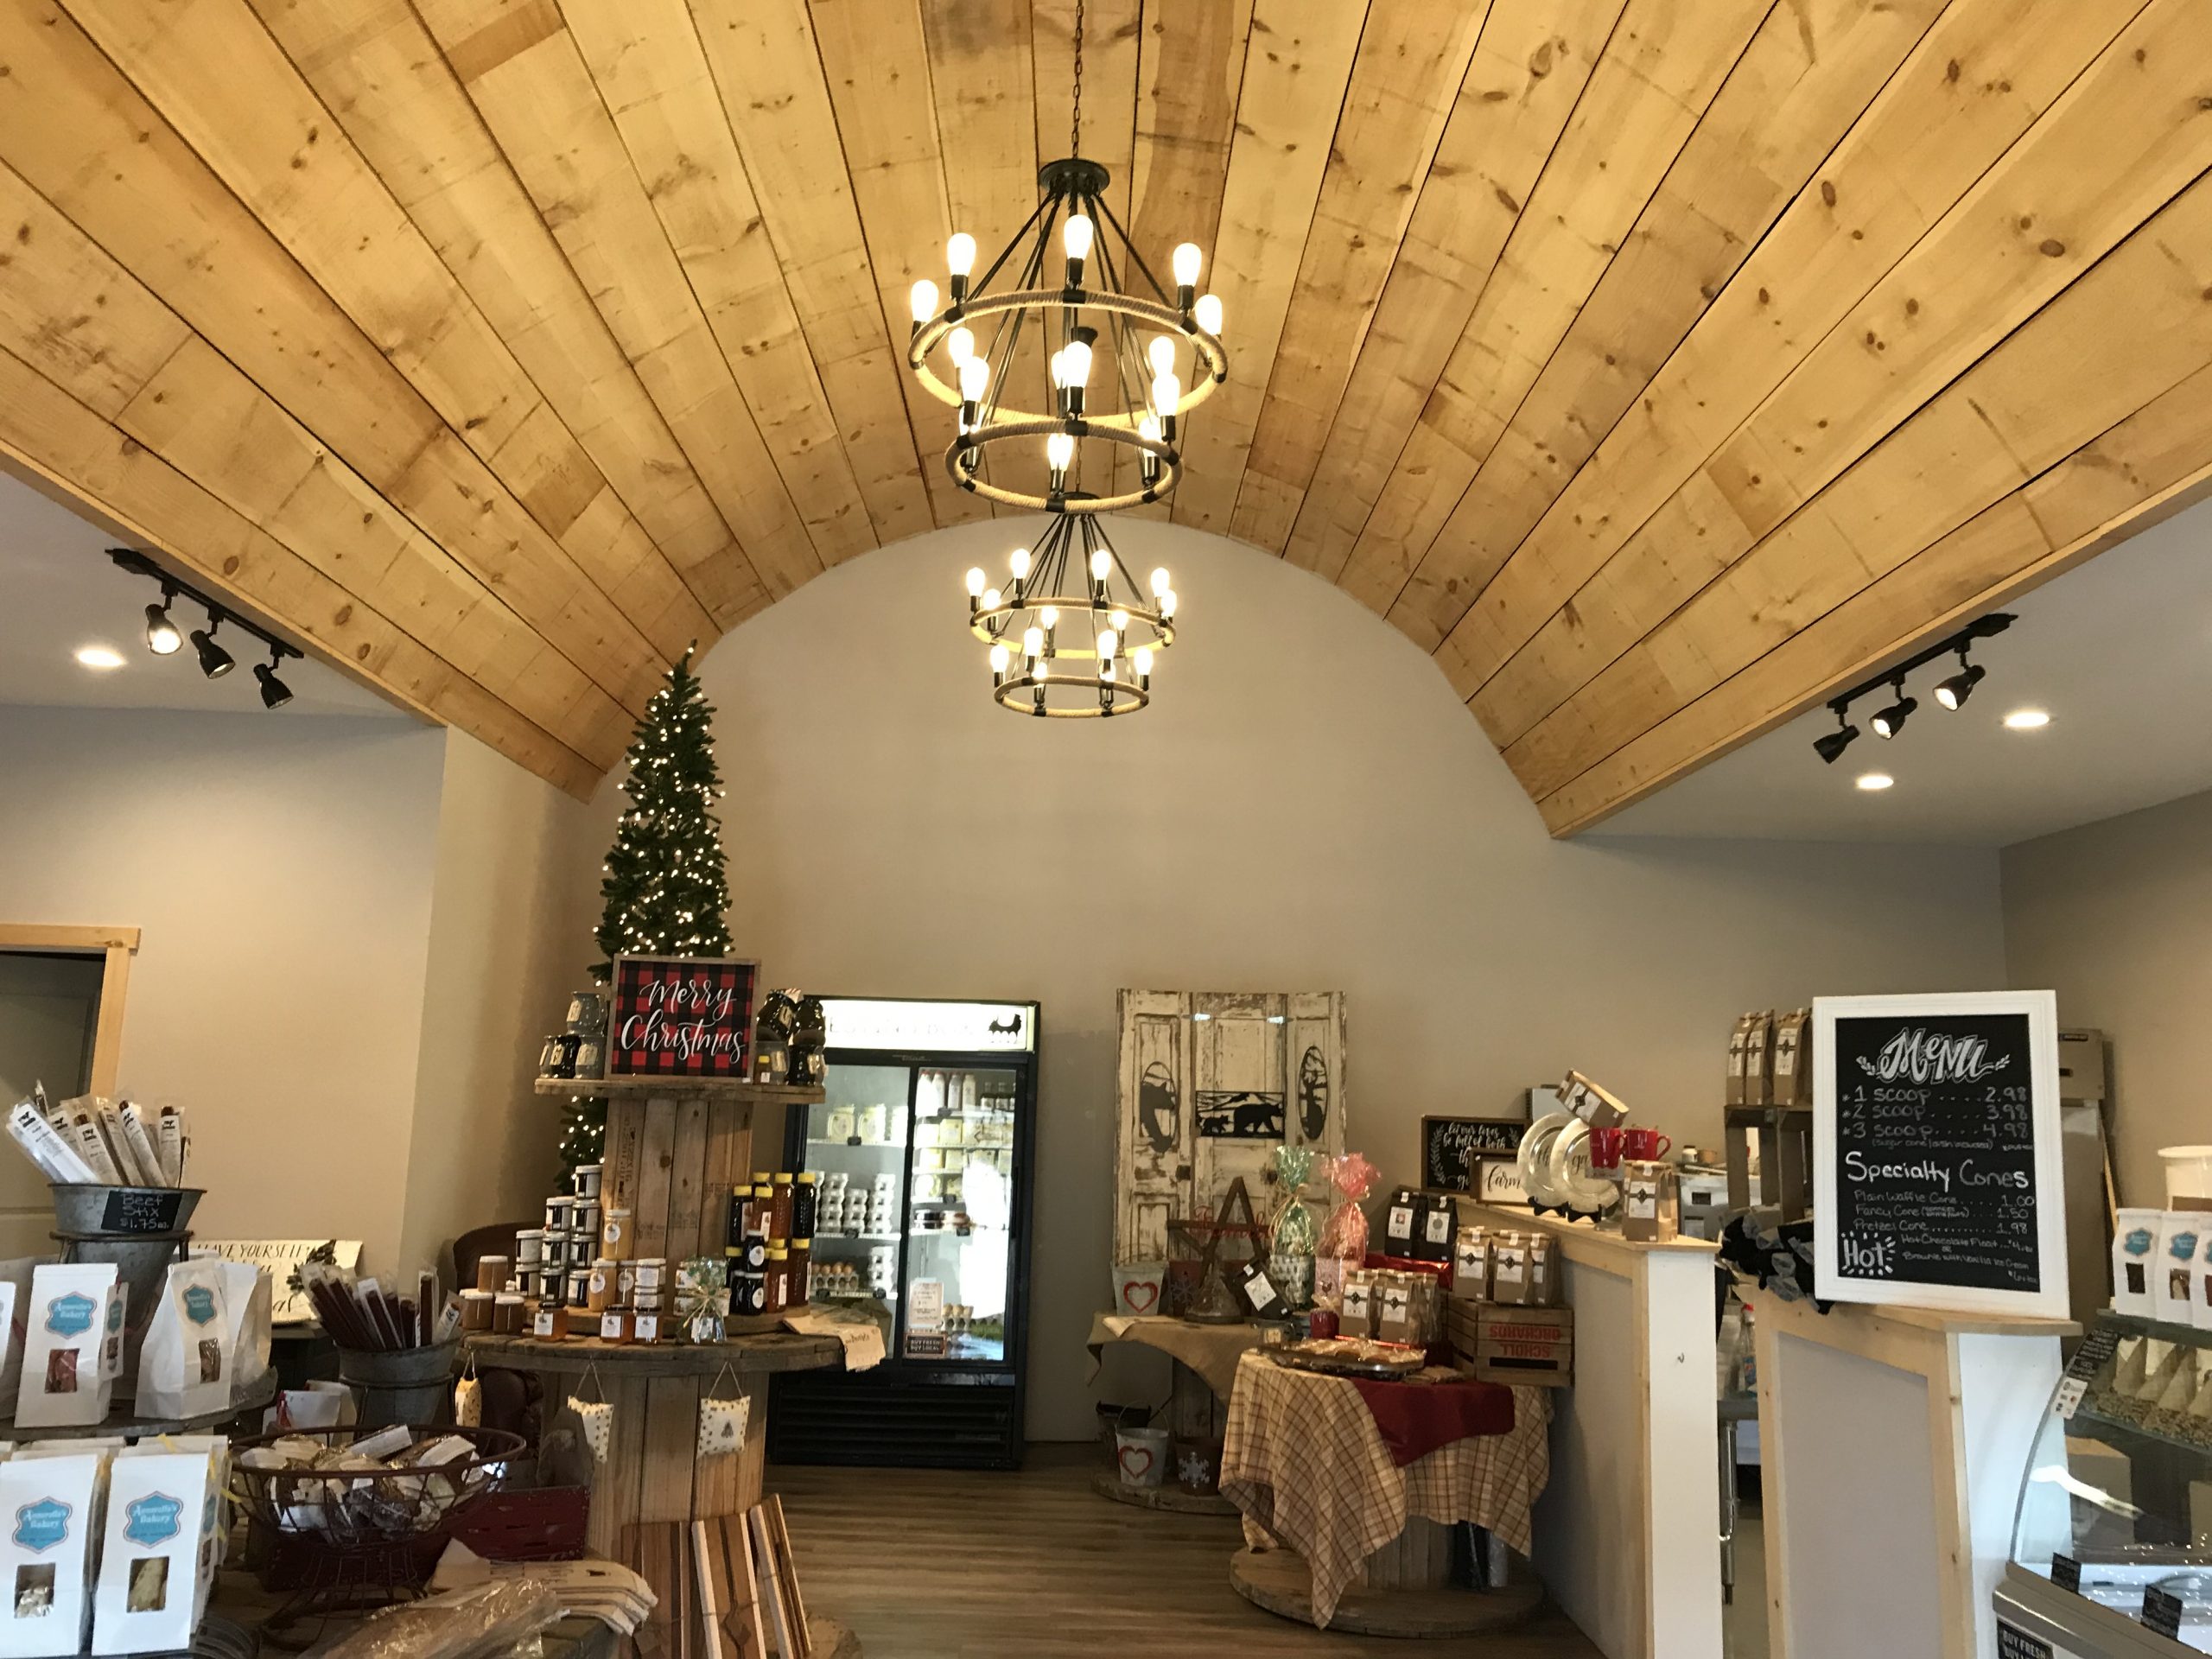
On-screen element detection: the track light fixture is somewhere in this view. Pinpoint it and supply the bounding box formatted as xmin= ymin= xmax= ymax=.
xmin=106 ymin=548 xmax=301 ymax=709
xmin=1870 ymin=678 xmax=1916 ymax=740
xmin=1809 ymin=612 xmax=2013 ymax=767
xmin=1813 ymin=711 xmax=1859 ymax=766
xmin=143 ymin=589 xmax=181 ymax=656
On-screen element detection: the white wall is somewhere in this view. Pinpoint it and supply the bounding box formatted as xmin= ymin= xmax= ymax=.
xmin=2003 ymin=785 xmax=2212 ymax=1208
xmin=0 ymin=706 xmax=444 ymax=1260
xmin=620 ymin=523 xmax=2008 ymax=1440
xmin=0 ymin=706 xmax=594 ymax=1281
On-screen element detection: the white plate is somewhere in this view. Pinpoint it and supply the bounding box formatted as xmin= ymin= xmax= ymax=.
xmin=1542 ymin=1116 xmax=1618 ymax=1212
xmin=1516 ymin=1113 xmax=1573 ymax=1207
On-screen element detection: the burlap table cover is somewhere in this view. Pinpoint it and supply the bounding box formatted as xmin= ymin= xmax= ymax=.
xmin=1085 ymin=1312 xmax=1268 ymax=1402
xmin=1220 ymin=1350 xmax=1551 ymax=1627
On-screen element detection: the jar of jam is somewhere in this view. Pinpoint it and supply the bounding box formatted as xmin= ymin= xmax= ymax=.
xmin=731 ymin=1266 xmax=766 ymax=1317
xmin=764 ymin=1245 xmax=790 ymax=1315
xmin=791 ymin=1173 xmax=818 ymax=1243
xmin=587 ymin=1257 xmax=617 ymax=1314
xmin=566 ymin=1268 xmax=591 ymax=1310
xmin=734 ymin=1235 xmax=767 ymax=1274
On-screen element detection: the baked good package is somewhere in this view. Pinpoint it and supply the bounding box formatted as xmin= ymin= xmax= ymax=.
xmin=90 ymin=1450 xmax=217 ymax=1656
xmin=0 ymin=1451 xmax=100 ymax=1657
xmin=135 ymin=1260 xmax=231 ymax=1421
xmin=12 ymin=1266 xmax=123 ymax=1430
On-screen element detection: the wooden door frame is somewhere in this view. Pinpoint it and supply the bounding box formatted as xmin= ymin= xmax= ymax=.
xmin=0 ymin=925 xmax=139 ymax=1096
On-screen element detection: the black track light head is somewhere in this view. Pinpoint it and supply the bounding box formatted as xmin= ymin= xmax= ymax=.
xmin=190 ymin=614 xmax=235 ymax=679
xmin=1871 ymin=679 xmax=1916 ymax=740
xmin=1814 ymin=722 xmax=1860 ymax=765
xmin=1935 ymin=658 xmax=1986 ymax=711
xmin=253 ymin=654 xmax=294 ymax=709
xmin=144 ymin=589 xmax=181 ymax=656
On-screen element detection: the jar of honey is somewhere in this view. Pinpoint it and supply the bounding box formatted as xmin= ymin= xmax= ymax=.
xmin=587 ymin=1257 xmax=617 ymax=1314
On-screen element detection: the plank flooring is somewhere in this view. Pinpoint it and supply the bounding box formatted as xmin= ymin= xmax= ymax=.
xmin=769 ymin=1447 xmax=1601 ymax=1657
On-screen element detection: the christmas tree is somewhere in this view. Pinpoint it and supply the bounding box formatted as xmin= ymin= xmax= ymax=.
xmin=559 ymin=646 xmax=735 ymax=1165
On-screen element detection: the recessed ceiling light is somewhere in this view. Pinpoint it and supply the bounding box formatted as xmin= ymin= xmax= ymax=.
xmin=2003 ymin=708 xmax=2051 ymax=731
xmin=73 ymin=645 xmax=125 ymax=671
xmin=1856 ymin=772 xmax=1895 ymax=792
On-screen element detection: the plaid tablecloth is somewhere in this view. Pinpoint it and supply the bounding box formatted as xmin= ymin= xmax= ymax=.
xmin=1221 ymin=1351 xmax=1552 ymax=1628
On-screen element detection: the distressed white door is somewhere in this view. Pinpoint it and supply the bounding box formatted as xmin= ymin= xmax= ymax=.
xmin=1113 ymin=990 xmax=1346 ymax=1264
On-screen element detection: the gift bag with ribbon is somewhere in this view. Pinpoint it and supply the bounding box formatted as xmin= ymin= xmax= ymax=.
xmin=1267 ymin=1146 xmax=1321 ymax=1311
xmin=1315 ymin=1151 xmax=1381 ymax=1307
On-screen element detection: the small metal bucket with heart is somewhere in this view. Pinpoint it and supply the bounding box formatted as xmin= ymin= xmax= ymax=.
xmin=1114 ymin=1425 xmax=1171 ymax=1488
xmin=1112 ymin=1262 xmax=1166 ymax=1319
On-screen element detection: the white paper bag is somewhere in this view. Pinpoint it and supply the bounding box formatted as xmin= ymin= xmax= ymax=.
xmin=90 ymin=1451 xmax=212 ymax=1656
xmin=0 ymin=1452 xmax=100 ymax=1657
xmin=12 ymin=1268 xmax=121 ymax=1430
xmin=213 ymin=1262 xmax=271 ymax=1402
xmin=134 ymin=1260 xmax=232 ymax=1422
xmin=0 ymin=1261 xmax=42 ymax=1405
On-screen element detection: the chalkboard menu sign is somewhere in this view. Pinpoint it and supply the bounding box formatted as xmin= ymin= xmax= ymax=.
xmin=1813 ymin=991 xmax=2068 ymax=1319
xmin=1421 ymin=1116 xmax=1526 ymax=1193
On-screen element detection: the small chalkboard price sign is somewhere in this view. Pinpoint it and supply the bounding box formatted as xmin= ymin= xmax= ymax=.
xmin=1421 ymin=1116 xmax=1527 ymax=1193
xmin=1813 ymin=990 xmax=2068 ymax=1319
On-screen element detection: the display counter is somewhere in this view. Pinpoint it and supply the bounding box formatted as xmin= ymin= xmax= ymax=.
xmin=1467 ymin=1203 xmax=1722 ymax=1659
xmin=1751 ymin=1289 xmax=2074 ymax=1659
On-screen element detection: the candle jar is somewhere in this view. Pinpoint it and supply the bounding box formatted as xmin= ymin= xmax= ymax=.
xmin=460 ymin=1290 xmax=495 ymax=1332
xmin=544 ymin=1195 xmax=574 ymax=1236
xmin=493 ymin=1294 xmax=525 ymax=1335
xmin=475 ymin=1255 xmax=511 ymax=1294
xmin=571 ymin=1163 xmax=604 ymax=1200
xmin=566 ymin=1268 xmax=592 ymax=1310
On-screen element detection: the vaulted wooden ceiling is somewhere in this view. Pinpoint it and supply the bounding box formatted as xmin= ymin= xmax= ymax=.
xmin=2 ymin=0 xmax=2208 ymax=825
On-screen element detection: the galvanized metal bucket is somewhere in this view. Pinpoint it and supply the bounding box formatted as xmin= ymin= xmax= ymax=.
xmin=337 ymin=1339 xmax=460 ymax=1430
xmin=49 ymin=1184 xmax=206 ymax=1382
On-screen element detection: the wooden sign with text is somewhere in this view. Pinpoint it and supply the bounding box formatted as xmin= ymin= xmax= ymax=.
xmin=1813 ymin=990 xmax=2067 ymax=1319
xmin=608 ymin=955 xmax=759 ymax=1079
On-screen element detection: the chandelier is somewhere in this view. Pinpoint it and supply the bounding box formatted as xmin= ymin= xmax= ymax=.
xmin=964 ymin=508 xmax=1173 ymax=717
xmin=905 ymin=8 xmax=1228 ymax=514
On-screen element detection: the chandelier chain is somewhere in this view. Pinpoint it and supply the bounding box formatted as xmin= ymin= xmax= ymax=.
xmin=1071 ymin=0 xmax=1084 ymax=159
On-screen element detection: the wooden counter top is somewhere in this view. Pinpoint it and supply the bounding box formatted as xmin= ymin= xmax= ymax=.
xmin=464 ymin=1331 xmax=842 ymax=1376
xmin=1756 ymin=1286 xmax=2077 ymax=1344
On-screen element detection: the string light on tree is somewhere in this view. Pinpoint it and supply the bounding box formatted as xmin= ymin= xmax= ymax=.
xmin=559 ymin=646 xmax=735 ymax=1165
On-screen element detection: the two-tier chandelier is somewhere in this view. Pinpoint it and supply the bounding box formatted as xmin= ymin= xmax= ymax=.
xmin=909 ymin=0 xmax=1228 ymax=715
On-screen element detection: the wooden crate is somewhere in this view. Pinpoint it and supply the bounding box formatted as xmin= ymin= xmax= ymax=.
xmin=1467 ymin=1304 xmax=1573 ymax=1388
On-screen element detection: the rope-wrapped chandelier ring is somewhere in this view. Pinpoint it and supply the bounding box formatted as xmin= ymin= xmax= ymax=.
xmin=969 ymin=605 xmax=1174 ymax=658
xmin=946 ymin=416 xmax=1179 ymax=513
xmin=909 ymin=289 xmax=1229 ymax=423
xmin=990 ymin=673 xmax=1151 ymax=718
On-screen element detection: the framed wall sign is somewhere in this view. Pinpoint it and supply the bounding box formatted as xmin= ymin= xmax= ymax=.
xmin=608 ymin=955 xmax=759 ymax=1079
xmin=1477 ymin=1158 xmax=1529 ymax=1206
xmin=1813 ymin=989 xmax=2068 ymax=1319
xmin=1421 ymin=1116 xmax=1527 ymax=1192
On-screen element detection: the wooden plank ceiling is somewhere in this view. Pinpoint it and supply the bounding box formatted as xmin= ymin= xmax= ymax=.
xmin=1 ymin=0 xmax=2207 ymax=819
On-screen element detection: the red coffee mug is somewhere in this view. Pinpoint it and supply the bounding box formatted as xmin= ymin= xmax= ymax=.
xmin=1587 ymin=1125 xmax=1625 ymax=1173
xmin=1623 ymin=1127 xmax=1672 ymax=1162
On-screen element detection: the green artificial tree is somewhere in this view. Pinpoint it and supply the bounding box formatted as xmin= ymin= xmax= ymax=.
xmin=558 ymin=647 xmax=735 ymax=1166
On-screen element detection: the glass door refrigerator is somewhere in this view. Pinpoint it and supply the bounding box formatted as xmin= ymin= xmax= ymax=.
xmin=768 ymin=995 xmax=1038 ymax=1470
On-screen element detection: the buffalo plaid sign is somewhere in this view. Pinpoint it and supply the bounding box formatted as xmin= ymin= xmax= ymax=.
xmin=608 ymin=955 xmax=759 ymax=1078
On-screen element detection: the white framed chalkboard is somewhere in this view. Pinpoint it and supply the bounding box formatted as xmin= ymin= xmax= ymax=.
xmin=1813 ymin=989 xmax=2068 ymax=1318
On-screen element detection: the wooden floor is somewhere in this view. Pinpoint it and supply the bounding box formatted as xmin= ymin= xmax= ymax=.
xmin=770 ymin=1448 xmax=1602 ymax=1658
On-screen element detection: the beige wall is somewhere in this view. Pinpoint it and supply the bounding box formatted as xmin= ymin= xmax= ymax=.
xmin=0 ymin=706 xmax=443 ymax=1261
xmin=609 ymin=524 xmax=2010 ymax=1440
xmin=2003 ymin=785 xmax=2212 ymax=1209
xmin=0 ymin=706 xmax=591 ymax=1283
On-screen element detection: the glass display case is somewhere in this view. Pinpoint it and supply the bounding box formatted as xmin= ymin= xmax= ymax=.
xmin=1999 ymin=1312 xmax=2212 ymax=1656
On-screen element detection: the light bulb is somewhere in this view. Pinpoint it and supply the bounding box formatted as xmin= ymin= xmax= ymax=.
xmin=1194 ymin=293 xmax=1224 ymax=335
xmin=965 ymin=567 xmax=986 ymax=596
xmin=989 ymin=644 xmax=1010 ymax=674
xmin=1139 ymin=414 xmax=1162 ymax=445
xmin=958 ymin=356 xmax=989 ymax=402
xmin=1047 ymin=432 xmax=1076 ymax=472
xmin=946 ymin=232 xmax=976 ymax=277
xmin=1149 ymin=567 xmax=1171 ymax=596
xmin=1151 ymin=372 xmax=1181 ymax=417
xmin=1063 ymin=215 xmax=1095 ymax=261
xmin=1135 ymin=646 xmax=1154 ymax=677
xmin=1009 ymin=547 xmax=1031 ymax=580
xmin=910 ymin=279 xmax=939 ymax=323
xmin=1172 ymin=243 xmax=1203 ymax=287
xmin=982 ymin=587 xmax=1002 ymax=610
xmin=1100 ymin=659 xmax=1116 ymax=683
xmin=1033 ymin=656 xmax=1050 ymax=681
xmin=1109 ymin=608 xmax=1130 ymax=632
xmin=947 ymin=326 xmax=976 ymax=365
xmin=1089 ymin=548 xmax=1111 ymax=581
xmin=1048 ymin=346 xmax=1066 ymax=388
xmin=1060 ymin=338 xmax=1092 ymax=388
xmin=1161 ymin=588 xmax=1178 ymax=616
xmin=1147 ymin=335 xmax=1176 ymax=377
xmin=1040 ymin=607 xmax=1059 ymax=630
xmin=1023 ymin=626 xmax=1044 ymax=658
xmin=1097 ymin=628 xmax=1117 ymax=658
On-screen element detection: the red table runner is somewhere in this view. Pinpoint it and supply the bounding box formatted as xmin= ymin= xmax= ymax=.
xmin=1348 ymin=1374 xmax=1516 ymax=1465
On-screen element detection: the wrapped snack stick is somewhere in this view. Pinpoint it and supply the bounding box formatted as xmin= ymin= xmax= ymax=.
xmin=156 ymin=1108 xmax=185 ymax=1188
xmin=7 ymin=1103 xmax=97 ymax=1185
xmin=67 ymin=1111 xmax=122 ymax=1185
xmin=116 ymin=1105 xmax=165 ymax=1191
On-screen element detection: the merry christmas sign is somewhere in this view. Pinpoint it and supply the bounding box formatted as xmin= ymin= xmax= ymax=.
xmin=608 ymin=955 xmax=759 ymax=1078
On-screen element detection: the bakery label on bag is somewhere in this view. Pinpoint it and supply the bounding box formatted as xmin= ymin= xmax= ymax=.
xmin=44 ymin=1294 xmax=95 ymax=1338
xmin=120 ymin=1495 xmax=183 ymax=1550
xmin=13 ymin=1500 xmax=69 ymax=1554
xmin=181 ymin=1287 xmax=219 ymax=1327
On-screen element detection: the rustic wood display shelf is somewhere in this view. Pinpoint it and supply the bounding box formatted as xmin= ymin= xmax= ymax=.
xmin=463 ymin=1332 xmax=841 ymax=1377
xmin=0 ymin=1370 xmax=278 ymax=1441
xmin=532 ymin=1076 xmax=825 ymax=1104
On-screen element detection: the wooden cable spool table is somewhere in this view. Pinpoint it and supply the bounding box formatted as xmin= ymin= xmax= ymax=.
xmin=517 ymin=1075 xmax=858 ymax=1656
